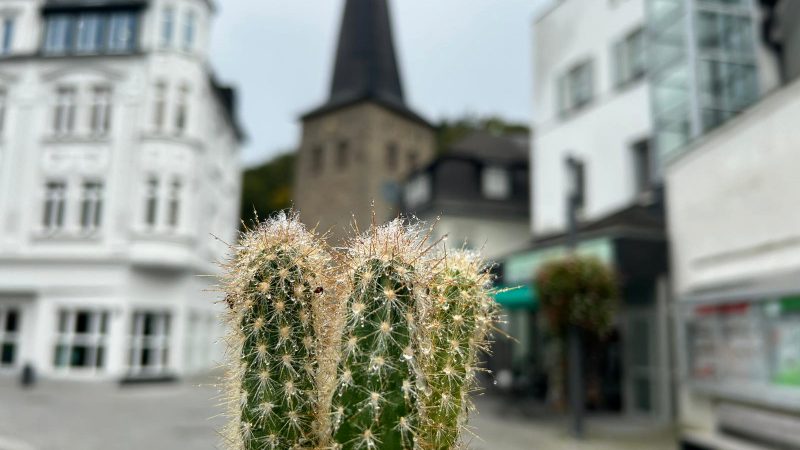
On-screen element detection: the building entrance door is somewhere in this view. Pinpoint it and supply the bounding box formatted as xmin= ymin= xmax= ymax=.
xmin=626 ymin=309 xmax=658 ymax=416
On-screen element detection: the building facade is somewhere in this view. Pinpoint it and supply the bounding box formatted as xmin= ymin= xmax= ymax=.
xmin=293 ymin=0 xmax=436 ymax=239
xmin=0 ymin=0 xmax=242 ymax=380
xmin=667 ymin=2 xmax=800 ymax=448
xmin=401 ymin=131 xmax=530 ymax=261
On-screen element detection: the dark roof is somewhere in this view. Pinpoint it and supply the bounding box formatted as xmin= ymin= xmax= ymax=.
xmin=44 ymin=0 xmax=148 ymax=11
xmin=302 ymin=0 xmax=431 ymax=127
xmin=209 ymin=74 xmax=246 ymax=143
xmin=448 ymin=131 xmax=529 ymax=163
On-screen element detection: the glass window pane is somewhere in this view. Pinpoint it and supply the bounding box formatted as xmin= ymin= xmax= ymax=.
xmin=75 ymin=311 xmax=90 ymax=334
xmin=5 ymin=310 xmax=17 ymax=332
xmin=1 ymin=343 xmax=14 ymax=364
xmin=71 ymin=345 xmax=88 ymax=367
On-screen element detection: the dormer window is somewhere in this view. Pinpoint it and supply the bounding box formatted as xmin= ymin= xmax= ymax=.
xmin=481 ymin=166 xmax=511 ymax=200
xmin=43 ymin=10 xmax=140 ymax=56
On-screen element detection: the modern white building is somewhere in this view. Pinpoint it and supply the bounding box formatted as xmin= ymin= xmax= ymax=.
xmin=0 ymin=0 xmax=243 ymax=381
xmin=503 ymin=0 xmax=781 ymax=423
xmin=666 ymin=2 xmax=800 ymax=448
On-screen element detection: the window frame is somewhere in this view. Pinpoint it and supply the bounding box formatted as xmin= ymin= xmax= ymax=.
xmin=43 ymin=180 xmax=68 ymax=233
xmin=53 ymin=309 xmax=110 ymax=372
xmin=79 ymin=180 xmax=104 ymax=234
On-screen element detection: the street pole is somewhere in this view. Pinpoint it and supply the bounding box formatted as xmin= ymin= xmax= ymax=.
xmin=565 ymin=156 xmax=584 ymax=439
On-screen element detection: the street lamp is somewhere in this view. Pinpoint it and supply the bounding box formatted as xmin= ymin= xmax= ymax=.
xmin=565 ymin=155 xmax=584 ymax=439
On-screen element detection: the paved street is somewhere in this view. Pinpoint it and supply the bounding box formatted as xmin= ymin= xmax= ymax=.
xmin=0 ymin=374 xmax=676 ymax=450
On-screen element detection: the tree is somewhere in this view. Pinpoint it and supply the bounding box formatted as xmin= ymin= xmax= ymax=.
xmin=239 ymin=152 xmax=295 ymax=227
xmin=435 ymin=115 xmax=529 ymax=154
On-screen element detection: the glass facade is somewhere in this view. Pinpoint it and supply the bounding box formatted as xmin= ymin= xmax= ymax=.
xmin=647 ymin=0 xmax=760 ymax=160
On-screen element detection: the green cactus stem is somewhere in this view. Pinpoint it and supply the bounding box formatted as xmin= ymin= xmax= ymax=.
xmin=222 ymin=213 xmax=329 ymax=450
xmin=419 ymin=251 xmax=497 ymax=450
xmin=330 ymin=221 xmax=428 ymax=450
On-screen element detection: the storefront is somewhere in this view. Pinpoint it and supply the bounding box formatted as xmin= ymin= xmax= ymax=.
xmin=490 ymin=215 xmax=672 ymax=420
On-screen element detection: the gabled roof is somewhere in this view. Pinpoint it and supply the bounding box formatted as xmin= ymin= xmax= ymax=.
xmin=302 ymin=0 xmax=430 ymax=127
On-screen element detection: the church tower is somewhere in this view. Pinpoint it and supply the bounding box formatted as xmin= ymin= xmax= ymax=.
xmin=293 ymin=0 xmax=436 ymax=237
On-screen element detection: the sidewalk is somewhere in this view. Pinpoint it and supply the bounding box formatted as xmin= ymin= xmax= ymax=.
xmin=0 ymin=375 xmax=676 ymax=450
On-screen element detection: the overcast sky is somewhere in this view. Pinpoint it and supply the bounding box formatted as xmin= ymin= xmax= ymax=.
xmin=210 ymin=0 xmax=552 ymax=167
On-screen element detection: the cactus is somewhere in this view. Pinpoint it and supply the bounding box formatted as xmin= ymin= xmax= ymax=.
xmin=220 ymin=214 xmax=497 ymax=450
xmin=329 ymin=220 xmax=429 ymax=450
xmin=221 ymin=213 xmax=330 ymax=450
xmin=419 ymin=251 xmax=497 ymax=449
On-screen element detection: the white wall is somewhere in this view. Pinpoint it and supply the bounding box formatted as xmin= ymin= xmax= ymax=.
xmin=532 ymin=0 xmax=651 ymax=236
xmin=667 ymin=79 xmax=800 ymax=297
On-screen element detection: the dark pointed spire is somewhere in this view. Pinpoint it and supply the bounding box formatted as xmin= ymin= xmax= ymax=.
xmin=302 ymin=0 xmax=430 ymax=127
xmin=329 ymin=0 xmax=404 ymax=106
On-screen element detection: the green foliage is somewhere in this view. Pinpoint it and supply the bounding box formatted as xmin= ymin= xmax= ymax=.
xmin=534 ymin=255 xmax=618 ymax=336
xmin=240 ymin=152 xmax=295 ymax=226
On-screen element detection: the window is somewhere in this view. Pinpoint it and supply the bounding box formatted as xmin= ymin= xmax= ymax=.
xmin=44 ymin=15 xmax=72 ymax=55
xmin=79 ymin=181 xmax=103 ymax=233
xmin=407 ymin=151 xmax=419 ymax=172
xmin=558 ymin=60 xmax=594 ymax=115
xmin=128 ymin=311 xmax=171 ymax=375
xmin=632 ymin=139 xmax=653 ymax=194
xmin=53 ymin=86 xmax=77 ymax=135
xmin=310 ymin=145 xmax=323 ymax=174
xmin=160 ymin=7 xmax=174 ymax=48
xmin=153 ymin=82 xmax=167 ymax=132
xmin=43 ymin=181 xmax=67 ymax=232
xmin=43 ymin=11 xmax=139 ymax=55
xmin=0 ymin=89 xmax=7 ymax=135
xmin=0 ymin=307 xmax=20 ymax=367
xmin=144 ymin=177 xmax=159 ymax=227
xmin=89 ymin=86 xmax=112 ymax=135
xmin=167 ymin=179 xmax=181 ymax=228
xmin=336 ymin=140 xmax=349 ymax=169
xmin=1 ymin=17 xmax=14 ymax=55
xmin=614 ymin=28 xmax=646 ymax=87
xmin=175 ymin=85 xmax=189 ymax=135
xmin=107 ymin=12 xmax=136 ymax=53
xmin=386 ymin=143 xmax=398 ymax=171
xmin=482 ymin=166 xmax=511 ymax=200
xmin=75 ymin=14 xmax=103 ymax=54
xmin=183 ymin=10 xmax=196 ymax=51
xmin=566 ymin=157 xmax=586 ymax=212
xmin=54 ymin=309 xmax=109 ymax=370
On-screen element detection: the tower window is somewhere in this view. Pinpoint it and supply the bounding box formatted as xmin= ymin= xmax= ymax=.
xmin=310 ymin=145 xmax=323 ymax=174
xmin=336 ymin=140 xmax=349 ymax=169
xmin=386 ymin=143 xmax=398 ymax=171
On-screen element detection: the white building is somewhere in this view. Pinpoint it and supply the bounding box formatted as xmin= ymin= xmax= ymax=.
xmin=0 ymin=0 xmax=243 ymax=381
xmin=666 ymin=2 xmax=800 ymax=448
xmin=507 ymin=0 xmax=781 ymax=423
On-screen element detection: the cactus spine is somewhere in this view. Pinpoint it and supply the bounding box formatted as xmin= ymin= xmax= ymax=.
xmin=420 ymin=251 xmax=497 ymax=449
xmin=222 ymin=214 xmax=329 ymax=449
xmin=330 ymin=220 xmax=428 ymax=450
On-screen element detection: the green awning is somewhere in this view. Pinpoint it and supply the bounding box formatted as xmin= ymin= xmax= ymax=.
xmin=493 ymin=285 xmax=537 ymax=310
